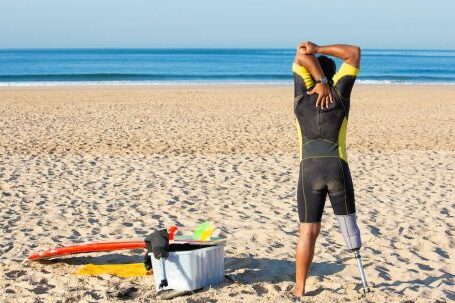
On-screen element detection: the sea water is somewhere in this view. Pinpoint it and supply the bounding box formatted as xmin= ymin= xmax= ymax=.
xmin=0 ymin=48 xmax=454 ymax=86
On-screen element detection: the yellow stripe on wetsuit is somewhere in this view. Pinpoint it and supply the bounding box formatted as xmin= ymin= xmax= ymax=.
xmin=292 ymin=63 xmax=314 ymax=89
xmin=295 ymin=118 xmax=303 ymax=161
xmin=333 ymin=63 xmax=359 ymax=85
xmin=337 ymin=117 xmax=348 ymax=162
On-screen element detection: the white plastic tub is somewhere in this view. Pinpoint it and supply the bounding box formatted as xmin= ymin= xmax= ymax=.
xmin=150 ymin=244 xmax=225 ymax=291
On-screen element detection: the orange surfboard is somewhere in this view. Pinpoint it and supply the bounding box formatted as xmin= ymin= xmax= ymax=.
xmin=27 ymin=240 xmax=146 ymax=260
xmin=27 ymin=238 xmax=225 ymax=261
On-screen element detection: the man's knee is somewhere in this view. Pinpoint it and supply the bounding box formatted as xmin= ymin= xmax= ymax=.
xmin=299 ymin=223 xmax=321 ymax=240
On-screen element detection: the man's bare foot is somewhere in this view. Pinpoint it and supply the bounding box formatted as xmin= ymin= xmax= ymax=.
xmin=293 ymin=285 xmax=305 ymax=297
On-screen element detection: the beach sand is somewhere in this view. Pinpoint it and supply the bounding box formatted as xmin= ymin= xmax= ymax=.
xmin=0 ymin=85 xmax=453 ymax=302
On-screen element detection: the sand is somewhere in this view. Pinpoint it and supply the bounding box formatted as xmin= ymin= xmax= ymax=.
xmin=0 ymin=85 xmax=453 ymax=302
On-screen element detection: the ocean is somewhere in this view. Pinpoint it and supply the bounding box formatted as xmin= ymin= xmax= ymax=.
xmin=0 ymin=49 xmax=454 ymax=86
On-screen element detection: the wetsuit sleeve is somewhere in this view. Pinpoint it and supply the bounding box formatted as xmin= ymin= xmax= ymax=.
xmin=332 ymin=63 xmax=360 ymax=99
xmin=293 ymin=63 xmax=314 ymax=97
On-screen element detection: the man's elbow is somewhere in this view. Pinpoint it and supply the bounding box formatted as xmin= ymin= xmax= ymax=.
xmin=346 ymin=46 xmax=361 ymax=66
xmin=351 ymin=46 xmax=361 ymax=61
xmin=295 ymin=51 xmax=313 ymax=66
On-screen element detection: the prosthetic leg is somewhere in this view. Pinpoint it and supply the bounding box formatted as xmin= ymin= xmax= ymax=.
xmin=336 ymin=214 xmax=371 ymax=294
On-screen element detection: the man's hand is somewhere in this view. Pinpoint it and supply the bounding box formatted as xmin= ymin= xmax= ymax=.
xmin=307 ymin=83 xmax=333 ymax=109
xmin=297 ymin=41 xmax=319 ymax=55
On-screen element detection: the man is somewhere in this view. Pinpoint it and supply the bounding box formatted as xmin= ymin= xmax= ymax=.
xmin=292 ymin=42 xmax=363 ymax=298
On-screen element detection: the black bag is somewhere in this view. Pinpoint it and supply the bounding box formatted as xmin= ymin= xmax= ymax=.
xmin=145 ymin=229 xmax=169 ymax=259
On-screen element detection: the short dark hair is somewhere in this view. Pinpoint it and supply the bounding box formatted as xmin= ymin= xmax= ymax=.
xmin=317 ymin=55 xmax=336 ymax=83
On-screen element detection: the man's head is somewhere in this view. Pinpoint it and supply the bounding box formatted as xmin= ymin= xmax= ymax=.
xmin=317 ymin=55 xmax=336 ymax=83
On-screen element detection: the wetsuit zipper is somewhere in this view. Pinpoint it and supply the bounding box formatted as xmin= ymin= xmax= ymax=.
xmin=317 ymin=110 xmax=321 ymax=138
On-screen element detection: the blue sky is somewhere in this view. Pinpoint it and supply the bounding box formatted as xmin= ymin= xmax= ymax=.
xmin=0 ymin=0 xmax=453 ymax=49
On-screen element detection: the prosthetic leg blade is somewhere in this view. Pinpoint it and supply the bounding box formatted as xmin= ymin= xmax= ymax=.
xmin=337 ymin=214 xmax=370 ymax=294
xmin=354 ymin=250 xmax=370 ymax=294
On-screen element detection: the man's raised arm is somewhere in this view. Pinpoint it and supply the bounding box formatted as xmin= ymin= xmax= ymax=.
xmin=301 ymin=42 xmax=361 ymax=68
xmin=294 ymin=51 xmax=325 ymax=83
xmin=294 ymin=47 xmax=333 ymax=108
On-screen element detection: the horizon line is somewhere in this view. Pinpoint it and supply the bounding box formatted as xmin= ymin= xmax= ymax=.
xmin=0 ymin=47 xmax=454 ymax=52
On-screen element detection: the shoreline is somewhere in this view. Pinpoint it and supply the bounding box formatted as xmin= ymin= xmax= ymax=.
xmin=1 ymin=82 xmax=455 ymax=89
xmin=1 ymin=83 xmax=455 ymax=91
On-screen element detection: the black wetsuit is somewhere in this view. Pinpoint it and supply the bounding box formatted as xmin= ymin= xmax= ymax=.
xmin=293 ymin=62 xmax=359 ymax=223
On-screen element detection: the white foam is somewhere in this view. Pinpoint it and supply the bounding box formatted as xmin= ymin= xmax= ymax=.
xmin=0 ymin=80 xmax=454 ymax=87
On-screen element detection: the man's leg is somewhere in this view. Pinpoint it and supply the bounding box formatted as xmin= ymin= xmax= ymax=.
xmin=294 ymin=222 xmax=321 ymax=297
xmin=295 ymin=159 xmax=326 ymax=296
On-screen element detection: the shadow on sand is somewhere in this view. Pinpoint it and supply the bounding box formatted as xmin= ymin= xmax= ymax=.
xmin=224 ymin=256 xmax=345 ymax=283
xmin=36 ymin=251 xmax=145 ymax=266
xmin=36 ymin=253 xmax=347 ymax=298
xmin=38 ymin=253 xmax=345 ymax=284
